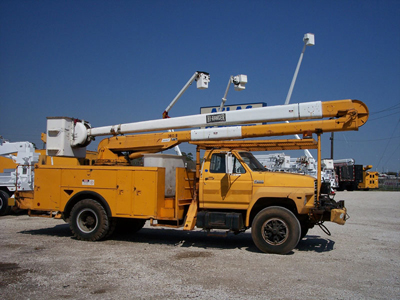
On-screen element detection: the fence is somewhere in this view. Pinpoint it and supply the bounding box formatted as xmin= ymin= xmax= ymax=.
xmin=378 ymin=178 xmax=400 ymax=191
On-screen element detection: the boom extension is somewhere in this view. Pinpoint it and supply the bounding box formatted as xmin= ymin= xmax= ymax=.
xmin=94 ymin=99 xmax=368 ymax=164
xmin=87 ymin=99 xmax=367 ymax=138
xmin=46 ymin=99 xmax=368 ymax=162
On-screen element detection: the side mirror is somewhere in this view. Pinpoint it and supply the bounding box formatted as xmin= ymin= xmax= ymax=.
xmin=226 ymin=152 xmax=234 ymax=174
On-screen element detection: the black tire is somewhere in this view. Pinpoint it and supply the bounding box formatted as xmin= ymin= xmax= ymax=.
xmin=0 ymin=190 xmax=12 ymax=216
xmin=69 ymin=199 xmax=110 ymax=241
xmin=251 ymin=206 xmax=301 ymax=254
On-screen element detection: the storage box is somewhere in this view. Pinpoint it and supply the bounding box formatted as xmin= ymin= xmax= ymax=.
xmin=143 ymin=154 xmax=185 ymax=197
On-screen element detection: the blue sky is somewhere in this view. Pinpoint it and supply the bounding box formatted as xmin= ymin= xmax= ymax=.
xmin=1 ymin=0 xmax=399 ymax=172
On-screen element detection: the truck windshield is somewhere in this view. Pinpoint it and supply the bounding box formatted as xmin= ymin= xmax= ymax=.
xmin=239 ymin=152 xmax=267 ymax=172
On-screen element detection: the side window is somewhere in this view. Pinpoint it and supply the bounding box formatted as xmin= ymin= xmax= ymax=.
xmin=233 ymin=156 xmax=246 ymax=174
xmin=210 ymin=153 xmax=226 ymax=173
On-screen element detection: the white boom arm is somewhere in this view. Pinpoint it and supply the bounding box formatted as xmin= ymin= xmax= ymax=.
xmin=0 ymin=141 xmax=39 ymax=165
xmin=219 ymin=74 xmax=248 ymax=112
xmin=163 ymin=71 xmax=210 ymax=156
xmin=46 ymin=101 xmax=323 ymax=157
xmin=163 ymin=71 xmax=210 ymax=116
xmin=88 ymin=101 xmax=322 ymax=137
xmin=284 ymin=33 xmax=315 ymax=158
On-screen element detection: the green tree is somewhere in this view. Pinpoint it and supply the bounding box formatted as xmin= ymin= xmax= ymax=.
xmin=181 ymin=152 xmax=193 ymax=162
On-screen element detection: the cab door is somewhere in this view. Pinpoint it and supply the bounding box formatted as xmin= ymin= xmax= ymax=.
xmin=200 ymin=152 xmax=252 ymax=209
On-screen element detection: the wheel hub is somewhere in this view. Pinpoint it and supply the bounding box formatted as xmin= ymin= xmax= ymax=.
xmin=77 ymin=208 xmax=98 ymax=233
xmin=262 ymin=218 xmax=289 ymax=246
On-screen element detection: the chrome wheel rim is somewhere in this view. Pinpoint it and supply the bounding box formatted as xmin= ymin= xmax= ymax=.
xmin=77 ymin=208 xmax=98 ymax=233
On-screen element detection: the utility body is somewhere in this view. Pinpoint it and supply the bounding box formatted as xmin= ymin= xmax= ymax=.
xmin=10 ymin=99 xmax=369 ymax=254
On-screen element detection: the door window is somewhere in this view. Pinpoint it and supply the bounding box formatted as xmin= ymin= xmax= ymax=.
xmin=210 ymin=153 xmax=226 ymax=173
xmin=233 ymin=155 xmax=246 ymax=174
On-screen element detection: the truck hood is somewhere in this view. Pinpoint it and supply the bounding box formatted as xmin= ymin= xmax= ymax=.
xmin=252 ymin=171 xmax=315 ymax=188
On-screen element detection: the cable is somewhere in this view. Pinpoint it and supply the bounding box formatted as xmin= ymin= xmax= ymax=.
xmin=369 ymin=110 xmax=400 ymax=122
xmin=376 ymin=117 xmax=400 ymax=170
xmin=334 ymin=135 xmax=400 ymax=142
xmin=370 ymin=103 xmax=400 ymax=115
xmin=382 ymin=142 xmax=400 ymax=170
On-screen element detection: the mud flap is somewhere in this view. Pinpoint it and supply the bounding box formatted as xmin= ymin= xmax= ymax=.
xmin=8 ymin=197 xmax=15 ymax=207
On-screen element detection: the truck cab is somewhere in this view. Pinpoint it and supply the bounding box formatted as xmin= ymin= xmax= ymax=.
xmin=197 ymin=148 xmax=320 ymax=253
xmin=200 ymin=149 xmax=317 ymax=213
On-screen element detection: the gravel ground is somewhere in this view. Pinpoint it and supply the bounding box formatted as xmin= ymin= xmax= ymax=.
xmin=1 ymin=191 xmax=399 ymax=300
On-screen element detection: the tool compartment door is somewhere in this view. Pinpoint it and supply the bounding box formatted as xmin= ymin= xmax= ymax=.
xmin=115 ymin=170 xmax=133 ymax=216
xmin=32 ymin=167 xmax=61 ymax=210
xmin=132 ymin=169 xmax=164 ymax=218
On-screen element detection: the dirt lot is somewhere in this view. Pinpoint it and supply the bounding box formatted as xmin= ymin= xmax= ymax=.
xmin=1 ymin=191 xmax=399 ymax=300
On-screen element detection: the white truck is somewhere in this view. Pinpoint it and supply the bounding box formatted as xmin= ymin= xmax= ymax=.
xmin=256 ymin=153 xmax=337 ymax=193
xmin=0 ymin=140 xmax=39 ymax=215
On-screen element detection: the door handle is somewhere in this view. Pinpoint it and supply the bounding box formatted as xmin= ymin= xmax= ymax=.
xmin=205 ymin=177 xmax=214 ymax=180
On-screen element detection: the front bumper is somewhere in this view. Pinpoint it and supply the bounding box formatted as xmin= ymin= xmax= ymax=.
xmin=310 ymin=197 xmax=348 ymax=225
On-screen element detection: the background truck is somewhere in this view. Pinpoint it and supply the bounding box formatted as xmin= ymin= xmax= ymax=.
xmin=9 ymin=99 xmax=368 ymax=254
xmin=0 ymin=138 xmax=97 ymax=215
xmin=255 ymin=153 xmax=337 ymax=193
xmin=0 ymin=140 xmax=39 ymax=215
xmin=333 ymin=159 xmax=379 ymax=191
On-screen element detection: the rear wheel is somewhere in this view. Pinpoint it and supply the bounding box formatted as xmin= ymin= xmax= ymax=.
xmin=0 ymin=190 xmax=11 ymax=216
xmin=251 ymin=206 xmax=301 ymax=254
xmin=70 ymin=199 xmax=110 ymax=241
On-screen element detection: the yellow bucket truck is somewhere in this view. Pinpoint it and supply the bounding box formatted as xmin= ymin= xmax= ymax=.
xmin=10 ymin=99 xmax=368 ymax=254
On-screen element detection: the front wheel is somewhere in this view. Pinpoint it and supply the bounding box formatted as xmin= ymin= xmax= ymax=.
xmin=251 ymin=206 xmax=301 ymax=254
xmin=70 ymin=199 xmax=110 ymax=241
